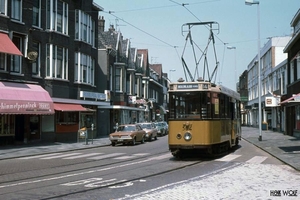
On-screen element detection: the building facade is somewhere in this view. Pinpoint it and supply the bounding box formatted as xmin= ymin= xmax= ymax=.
xmin=0 ymin=0 xmax=110 ymax=145
xmin=246 ymin=36 xmax=290 ymax=130
xmin=282 ymin=9 xmax=300 ymax=137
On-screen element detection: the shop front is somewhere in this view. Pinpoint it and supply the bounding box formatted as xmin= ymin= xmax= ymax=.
xmin=99 ymin=105 xmax=145 ymax=134
xmin=280 ymin=93 xmax=300 ymax=137
xmin=51 ymin=96 xmax=110 ymax=142
xmin=0 ymin=81 xmax=54 ymax=145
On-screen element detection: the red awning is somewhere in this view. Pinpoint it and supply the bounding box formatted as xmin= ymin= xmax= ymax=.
xmin=0 ymin=82 xmax=54 ymax=114
xmin=54 ymin=103 xmax=88 ymax=112
xmin=0 ymin=33 xmax=23 ymax=56
xmin=280 ymin=93 xmax=300 ymax=105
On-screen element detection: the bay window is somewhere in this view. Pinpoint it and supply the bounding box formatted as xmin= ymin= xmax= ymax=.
xmin=46 ymin=44 xmax=68 ymax=79
xmin=74 ymin=52 xmax=95 ymax=85
xmin=75 ymin=10 xmax=95 ymax=46
xmin=46 ymin=0 xmax=68 ymax=34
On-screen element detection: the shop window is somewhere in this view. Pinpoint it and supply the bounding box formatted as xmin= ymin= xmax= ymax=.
xmin=80 ymin=113 xmax=95 ymax=128
xmin=296 ymin=105 xmax=300 ymax=130
xmin=0 ymin=115 xmax=15 ymax=136
xmin=57 ymin=111 xmax=78 ymax=124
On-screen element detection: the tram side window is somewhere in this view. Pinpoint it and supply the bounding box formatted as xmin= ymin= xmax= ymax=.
xmin=219 ymin=94 xmax=225 ymax=118
xmin=200 ymin=92 xmax=211 ymax=119
xmin=224 ymin=95 xmax=231 ymax=119
xmin=211 ymin=92 xmax=219 ymax=119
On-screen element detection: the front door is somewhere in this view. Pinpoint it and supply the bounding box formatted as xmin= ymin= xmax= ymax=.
xmin=15 ymin=115 xmax=24 ymax=142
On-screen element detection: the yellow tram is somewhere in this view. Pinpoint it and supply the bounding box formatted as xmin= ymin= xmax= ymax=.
xmin=168 ymin=80 xmax=241 ymax=158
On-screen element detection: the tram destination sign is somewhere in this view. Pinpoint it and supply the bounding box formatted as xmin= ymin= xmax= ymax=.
xmin=177 ymin=84 xmax=199 ymax=90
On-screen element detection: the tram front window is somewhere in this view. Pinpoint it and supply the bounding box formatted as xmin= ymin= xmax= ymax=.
xmin=169 ymin=92 xmax=211 ymax=119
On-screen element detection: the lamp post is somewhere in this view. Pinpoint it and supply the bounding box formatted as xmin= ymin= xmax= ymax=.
xmin=169 ymin=69 xmax=176 ymax=82
xmin=227 ymin=46 xmax=237 ymax=89
xmin=245 ymin=0 xmax=262 ymax=141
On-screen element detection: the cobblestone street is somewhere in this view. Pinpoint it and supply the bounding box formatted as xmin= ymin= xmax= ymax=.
xmin=122 ymin=163 xmax=300 ymax=200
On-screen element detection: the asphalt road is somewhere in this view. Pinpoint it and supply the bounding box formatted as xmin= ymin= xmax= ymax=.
xmin=0 ymin=135 xmax=298 ymax=200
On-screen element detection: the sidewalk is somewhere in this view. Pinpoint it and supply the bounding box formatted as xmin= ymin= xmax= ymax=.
xmin=0 ymin=127 xmax=299 ymax=171
xmin=0 ymin=137 xmax=111 ymax=160
xmin=242 ymin=126 xmax=300 ymax=171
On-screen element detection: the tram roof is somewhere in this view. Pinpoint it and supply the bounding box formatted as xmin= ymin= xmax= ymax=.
xmin=168 ymin=81 xmax=240 ymax=100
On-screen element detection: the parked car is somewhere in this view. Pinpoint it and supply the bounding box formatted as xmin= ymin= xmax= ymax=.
xmin=161 ymin=121 xmax=169 ymax=134
xmin=155 ymin=122 xmax=166 ymax=136
xmin=138 ymin=122 xmax=158 ymax=141
xmin=109 ymin=124 xmax=146 ymax=146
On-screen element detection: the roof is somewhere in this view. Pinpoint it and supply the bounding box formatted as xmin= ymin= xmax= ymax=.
xmin=98 ymin=26 xmax=119 ymax=49
xmin=150 ymin=64 xmax=163 ymax=78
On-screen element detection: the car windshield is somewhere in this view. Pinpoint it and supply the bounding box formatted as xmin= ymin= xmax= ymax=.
xmin=156 ymin=123 xmax=162 ymax=127
xmin=140 ymin=124 xmax=152 ymax=129
xmin=117 ymin=125 xmax=135 ymax=132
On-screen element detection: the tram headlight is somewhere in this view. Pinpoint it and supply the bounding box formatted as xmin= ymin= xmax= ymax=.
xmin=184 ymin=132 xmax=192 ymax=141
xmin=176 ymin=133 xmax=182 ymax=139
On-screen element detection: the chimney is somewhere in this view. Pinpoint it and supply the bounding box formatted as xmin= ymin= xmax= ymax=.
xmin=98 ymin=16 xmax=105 ymax=32
xmin=109 ymin=24 xmax=115 ymax=32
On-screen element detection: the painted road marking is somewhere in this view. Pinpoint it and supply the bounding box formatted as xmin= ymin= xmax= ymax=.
xmin=246 ymin=156 xmax=268 ymax=164
xmin=62 ymin=153 xmax=103 ymax=159
xmin=17 ymin=153 xmax=63 ymax=159
xmin=40 ymin=153 xmax=82 ymax=159
xmin=114 ymin=156 xmax=136 ymax=160
xmin=87 ymin=153 xmax=126 ymax=160
xmin=0 ymin=154 xmax=165 ymax=189
xmin=215 ymin=154 xmax=241 ymax=162
xmin=132 ymin=153 xmax=149 ymax=156
xmin=150 ymin=153 xmax=172 ymax=160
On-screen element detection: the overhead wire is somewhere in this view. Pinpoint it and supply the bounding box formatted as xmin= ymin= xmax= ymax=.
xmin=105 ymin=0 xmax=239 ymax=81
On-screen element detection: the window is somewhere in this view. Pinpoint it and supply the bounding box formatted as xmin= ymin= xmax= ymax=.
xmin=297 ymin=56 xmax=300 ymax=80
xmin=46 ymin=0 xmax=68 ymax=34
xmin=75 ymin=10 xmax=95 ymax=46
xmin=0 ymin=0 xmax=7 ymax=15
xmin=11 ymin=0 xmax=21 ymax=21
xmin=32 ymin=0 xmax=41 ymax=27
xmin=11 ymin=35 xmax=23 ymax=74
xmin=115 ymin=68 xmax=121 ymax=91
xmin=0 ymin=53 xmax=6 ymax=71
xmin=296 ymin=105 xmax=300 ymax=130
xmin=0 ymin=115 xmax=15 ymax=136
xmin=46 ymin=44 xmax=68 ymax=79
xmin=290 ymin=61 xmax=294 ymax=83
xmin=74 ymin=52 xmax=95 ymax=85
xmin=32 ymin=41 xmax=40 ymax=76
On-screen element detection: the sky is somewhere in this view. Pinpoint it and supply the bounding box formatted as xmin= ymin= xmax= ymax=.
xmin=95 ymin=0 xmax=300 ymax=91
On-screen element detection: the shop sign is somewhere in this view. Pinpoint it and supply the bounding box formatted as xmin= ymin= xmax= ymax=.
xmin=0 ymin=101 xmax=52 ymax=112
xmin=80 ymin=91 xmax=106 ymax=101
xmin=265 ymin=96 xmax=280 ymax=107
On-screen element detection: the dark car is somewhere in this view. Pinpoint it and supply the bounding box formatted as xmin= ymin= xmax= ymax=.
xmin=155 ymin=122 xmax=166 ymax=136
xmin=109 ymin=124 xmax=146 ymax=146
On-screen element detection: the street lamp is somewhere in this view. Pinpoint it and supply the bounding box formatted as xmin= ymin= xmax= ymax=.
xmin=227 ymin=46 xmax=237 ymax=89
xmin=245 ymin=0 xmax=262 ymax=141
xmin=169 ymin=69 xmax=176 ymax=82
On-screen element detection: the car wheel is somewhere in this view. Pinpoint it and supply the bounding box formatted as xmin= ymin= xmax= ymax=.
xmin=154 ymin=135 xmax=157 ymax=140
xmin=111 ymin=142 xmax=116 ymax=146
xmin=141 ymin=136 xmax=145 ymax=144
xmin=148 ymin=134 xmax=152 ymax=141
xmin=132 ymin=138 xmax=136 ymax=146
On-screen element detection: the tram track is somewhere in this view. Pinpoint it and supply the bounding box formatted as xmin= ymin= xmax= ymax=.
xmin=0 ymin=149 xmax=171 ymax=184
xmin=0 ymin=150 xmax=204 ymax=200
xmin=40 ymin=159 xmax=204 ymax=200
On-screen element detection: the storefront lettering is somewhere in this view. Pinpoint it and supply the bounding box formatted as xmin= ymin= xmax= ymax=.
xmin=0 ymin=102 xmax=51 ymax=111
